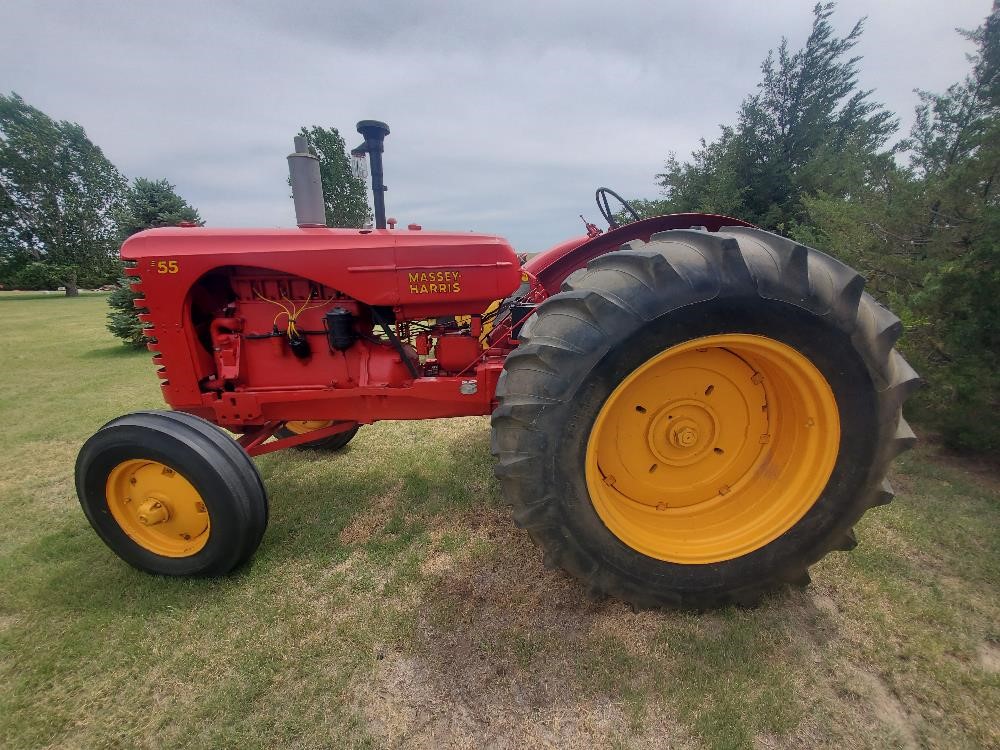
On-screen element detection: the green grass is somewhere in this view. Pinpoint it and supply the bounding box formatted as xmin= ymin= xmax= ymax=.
xmin=0 ymin=292 xmax=997 ymax=749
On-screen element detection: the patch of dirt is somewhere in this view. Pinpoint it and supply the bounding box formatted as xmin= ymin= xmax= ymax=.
xmin=360 ymin=650 xmax=696 ymax=750
xmin=916 ymin=435 xmax=1000 ymax=489
xmin=782 ymin=586 xmax=844 ymax=661
xmin=419 ymin=551 xmax=455 ymax=576
xmin=420 ymin=508 xmax=601 ymax=632
xmin=419 ymin=529 xmax=457 ymax=576
xmin=811 ymin=593 xmax=841 ymax=620
xmin=849 ymin=665 xmax=918 ymax=750
xmin=977 ymin=642 xmax=1000 ymax=673
xmin=355 ymin=507 xmax=699 ymax=749
xmin=338 ymin=483 xmax=403 ymax=545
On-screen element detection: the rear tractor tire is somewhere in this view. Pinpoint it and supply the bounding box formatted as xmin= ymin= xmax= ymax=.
xmin=76 ymin=411 xmax=268 ymax=576
xmin=491 ymin=227 xmax=920 ymax=609
xmin=275 ymin=421 xmax=361 ymax=451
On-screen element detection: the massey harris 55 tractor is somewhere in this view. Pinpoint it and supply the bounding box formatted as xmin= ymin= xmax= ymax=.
xmin=75 ymin=121 xmax=919 ymax=608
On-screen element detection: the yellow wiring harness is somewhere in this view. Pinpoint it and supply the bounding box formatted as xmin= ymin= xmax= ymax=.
xmin=253 ymin=288 xmax=335 ymax=338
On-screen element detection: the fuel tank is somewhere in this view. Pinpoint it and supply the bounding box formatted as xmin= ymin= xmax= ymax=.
xmin=122 ymin=226 xmax=523 ymax=319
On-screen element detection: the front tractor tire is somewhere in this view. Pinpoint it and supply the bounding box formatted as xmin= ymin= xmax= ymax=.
xmin=76 ymin=411 xmax=268 ymax=576
xmin=491 ymin=227 xmax=920 ymax=609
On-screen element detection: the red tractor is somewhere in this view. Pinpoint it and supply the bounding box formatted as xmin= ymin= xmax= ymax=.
xmin=75 ymin=121 xmax=919 ymax=608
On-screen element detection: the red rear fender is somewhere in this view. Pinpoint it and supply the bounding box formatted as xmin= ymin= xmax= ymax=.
xmin=524 ymin=213 xmax=755 ymax=295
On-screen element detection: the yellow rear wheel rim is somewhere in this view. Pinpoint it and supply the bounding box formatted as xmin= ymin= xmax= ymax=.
xmin=106 ymin=460 xmax=210 ymax=557
xmin=585 ymin=334 xmax=840 ymax=564
xmin=283 ymin=420 xmax=334 ymax=434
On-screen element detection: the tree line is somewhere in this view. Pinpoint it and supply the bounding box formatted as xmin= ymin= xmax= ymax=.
xmin=0 ymin=97 xmax=369 ymax=297
xmin=626 ymin=2 xmax=998 ymax=454
xmin=1 ymin=95 xmax=370 ymax=343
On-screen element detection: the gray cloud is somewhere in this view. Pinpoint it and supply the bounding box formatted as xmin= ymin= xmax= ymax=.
xmin=1 ymin=0 xmax=991 ymax=251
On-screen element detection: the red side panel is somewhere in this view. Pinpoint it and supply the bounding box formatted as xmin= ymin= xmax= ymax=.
xmin=122 ymin=226 xmax=523 ymax=319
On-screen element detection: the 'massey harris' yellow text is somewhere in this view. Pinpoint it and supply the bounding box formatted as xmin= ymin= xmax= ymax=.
xmin=408 ymin=270 xmax=462 ymax=294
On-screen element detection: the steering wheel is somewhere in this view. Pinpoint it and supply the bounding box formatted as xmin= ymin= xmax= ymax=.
xmin=595 ymin=187 xmax=642 ymax=229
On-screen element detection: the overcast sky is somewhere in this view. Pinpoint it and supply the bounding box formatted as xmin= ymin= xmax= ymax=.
xmin=1 ymin=0 xmax=992 ymax=251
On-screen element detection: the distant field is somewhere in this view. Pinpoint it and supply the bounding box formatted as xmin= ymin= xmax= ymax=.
xmin=0 ymin=289 xmax=107 ymax=299
xmin=0 ymin=293 xmax=997 ymax=749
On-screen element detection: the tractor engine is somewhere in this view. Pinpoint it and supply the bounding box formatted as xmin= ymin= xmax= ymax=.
xmin=200 ymin=268 xmax=487 ymax=392
xmin=123 ymin=224 xmax=523 ymax=426
xmin=204 ymin=270 xmax=416 ymax=391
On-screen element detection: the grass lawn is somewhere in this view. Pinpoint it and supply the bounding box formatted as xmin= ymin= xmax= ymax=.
xmin=0 ymin=293 xmax=997 ymax=749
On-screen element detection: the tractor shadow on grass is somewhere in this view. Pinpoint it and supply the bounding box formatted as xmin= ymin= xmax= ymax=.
xmin=10 ymin=518 xmax=250 ymax=616
xmin=9 ymin=418 xmax=503 ymax=620
xmin=251 ymin=417 xmax=505 ymax=570
xmin=360 ymin=511 xmax=835 ymax=749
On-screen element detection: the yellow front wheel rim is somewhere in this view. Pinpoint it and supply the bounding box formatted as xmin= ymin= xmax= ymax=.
xmin=585 ymin=334 xmax=840 ymax=564
xmin=106 ymin=460 xmax=210 ymax=557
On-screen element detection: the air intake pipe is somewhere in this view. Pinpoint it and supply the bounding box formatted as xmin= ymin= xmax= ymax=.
xmin=287 ymin=136 xmax=327 ymax=228
xmin=352 ymin=120 xmax=390 ymax=229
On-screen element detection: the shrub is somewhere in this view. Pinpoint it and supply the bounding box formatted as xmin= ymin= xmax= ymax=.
xmin=106 ymin=274 xmax=148 ymax=348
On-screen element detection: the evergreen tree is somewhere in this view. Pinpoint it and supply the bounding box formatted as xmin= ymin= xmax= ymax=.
xmin=106 ymin=179 xmax=202 ymax=347
xmin=0 ymin=92 xmax=126 ymax=295
xmin=296 ymin=126 xmax=371 ymax=228
xmin=105 ymin=277 xmax=148 ymax=348
xmin=897 ymin=3 xmax=998 ymax=451
xmin=629 ymin=1 xmax=998 ymax=453
xmin=119 ymin=177 xmax=202 ymax=237
xmin=797 ymin=3 xmax=999 ymax=452
xmin=655 ymin=3 xmax=898 ymax=231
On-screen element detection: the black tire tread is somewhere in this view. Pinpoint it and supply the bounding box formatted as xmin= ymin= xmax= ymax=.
xmin=76 ymin=410 xmax=268 ymax=575
xmin=491 ymin=227 xmax=919 ymax=609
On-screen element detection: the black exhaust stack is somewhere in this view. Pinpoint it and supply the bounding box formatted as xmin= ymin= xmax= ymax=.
xmin=352 ymin=120 xmax=390 ymax=229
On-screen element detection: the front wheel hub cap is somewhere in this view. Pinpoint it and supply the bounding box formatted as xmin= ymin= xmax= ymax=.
xmin=105 ymin=460 xmax=211 ymax=557
xmin=136 ymin=496 xmax=169 ymax=526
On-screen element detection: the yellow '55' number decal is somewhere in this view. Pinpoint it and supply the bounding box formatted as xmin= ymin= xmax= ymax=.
xmin=156 ymin=260 xmax=179 ymax=274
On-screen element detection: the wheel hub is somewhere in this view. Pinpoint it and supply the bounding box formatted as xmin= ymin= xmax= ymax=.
xmin=669 ymin=423 xmax=698 ymax=448
xmin=105 ymin=460 xmax=210 ymax=557
xmin=284 ymin=420 xmax=334 ymax=434
xmin=136 ymin=496 xmax=169 ymax=526
xmin=646 ymin=399 xmax=721 ymax=470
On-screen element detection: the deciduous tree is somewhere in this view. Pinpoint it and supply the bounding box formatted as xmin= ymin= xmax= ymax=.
xmin=0 ymin=92 xmax=126 ymax=295
xmin=296 ymin=126 xmax=371 ymax=228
